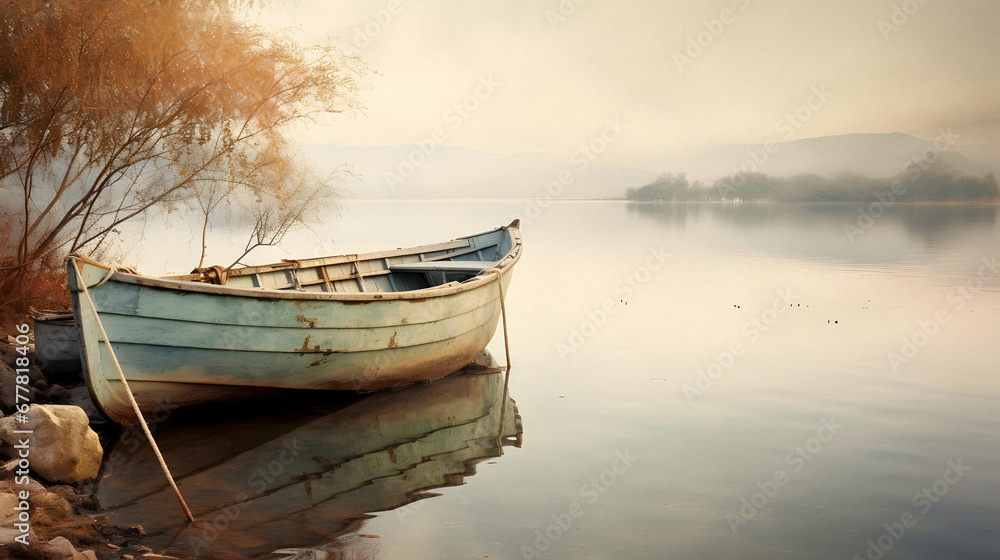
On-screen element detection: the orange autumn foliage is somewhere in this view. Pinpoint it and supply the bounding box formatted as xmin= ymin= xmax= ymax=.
xmin=0 ymin=0 xmax=366 ymax=312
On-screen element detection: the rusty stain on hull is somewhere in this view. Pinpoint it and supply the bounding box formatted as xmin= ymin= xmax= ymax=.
xmin=298 ymin=346 xmax=340 ymax=355
xmin=296 ymin=315 xmax=317 ymax=328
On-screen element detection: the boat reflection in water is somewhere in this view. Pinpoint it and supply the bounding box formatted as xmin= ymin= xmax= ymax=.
xmin=92 ymin=352 xmax=522 ymax=559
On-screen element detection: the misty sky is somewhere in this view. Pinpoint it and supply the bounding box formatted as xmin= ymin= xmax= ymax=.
xmin=262 ymin=0 xmax=1000 ymax=169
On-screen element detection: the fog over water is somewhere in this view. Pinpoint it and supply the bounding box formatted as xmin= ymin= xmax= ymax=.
xmin=115 ymin=199 xmax=1000 ymax=559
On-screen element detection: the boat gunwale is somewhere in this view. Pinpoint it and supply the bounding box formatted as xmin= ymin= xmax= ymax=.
xmin=70 ymin=223 xmax=521 ymax=303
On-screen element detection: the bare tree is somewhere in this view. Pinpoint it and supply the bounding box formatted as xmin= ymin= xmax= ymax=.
xmin=226 ymin=176 xmax=333 ymax=271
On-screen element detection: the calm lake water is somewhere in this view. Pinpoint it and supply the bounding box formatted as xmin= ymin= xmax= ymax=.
xmin=105 ymin=200 xmax=1000 ymax=559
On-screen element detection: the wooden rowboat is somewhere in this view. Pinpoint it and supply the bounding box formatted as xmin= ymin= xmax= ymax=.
xmin=68 ymin=221 xmax=521 ymax=425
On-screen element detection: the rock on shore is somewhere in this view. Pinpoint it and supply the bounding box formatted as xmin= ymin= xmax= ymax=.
xmin=0 ymin=405 xmax=103 ymax=485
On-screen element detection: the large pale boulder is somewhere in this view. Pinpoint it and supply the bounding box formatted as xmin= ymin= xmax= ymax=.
xmin=0 ymin=405 xmax=103 ymax=484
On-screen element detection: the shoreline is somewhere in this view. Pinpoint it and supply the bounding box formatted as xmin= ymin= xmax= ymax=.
xmin=0 ymin=325 xmax=159 ymax=560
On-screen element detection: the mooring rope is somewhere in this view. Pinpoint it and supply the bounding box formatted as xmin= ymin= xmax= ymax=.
xmin=72 ymin=260 xmax=194 ymax=522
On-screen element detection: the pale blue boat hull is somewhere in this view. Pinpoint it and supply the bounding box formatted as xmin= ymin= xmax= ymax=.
xmin=68 ymin=222 xmax=521 ymax=425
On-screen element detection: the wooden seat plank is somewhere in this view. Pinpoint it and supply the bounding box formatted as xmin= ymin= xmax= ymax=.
xmin=389 ymin=260 xmax=496 ymax=274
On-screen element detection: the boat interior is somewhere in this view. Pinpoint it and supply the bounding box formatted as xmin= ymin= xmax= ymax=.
xmin=174 ymin=222 xmax=518 ymax=293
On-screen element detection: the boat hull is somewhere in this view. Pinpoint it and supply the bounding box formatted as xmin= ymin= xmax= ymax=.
xmin=68 ymin=224 xmax=520 ymax=425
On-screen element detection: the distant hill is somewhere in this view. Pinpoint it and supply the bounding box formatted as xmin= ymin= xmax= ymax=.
xmin=306 ymin=127 xmax=999 ymax=200
xmin=909 ymin=118 xmax=1000 ymax=178
xmin=909 ymin=117 xmax=1000 ymax=146
xmin=671 ymin=132 xmax=995 ymax=183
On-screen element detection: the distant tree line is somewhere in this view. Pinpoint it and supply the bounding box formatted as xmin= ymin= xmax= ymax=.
xmin=625 ymin=161 xmax=999 ymax=203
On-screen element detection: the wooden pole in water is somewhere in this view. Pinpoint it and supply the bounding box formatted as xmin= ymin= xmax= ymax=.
xmin=72 ymin=260 xmax=194 ymax=522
